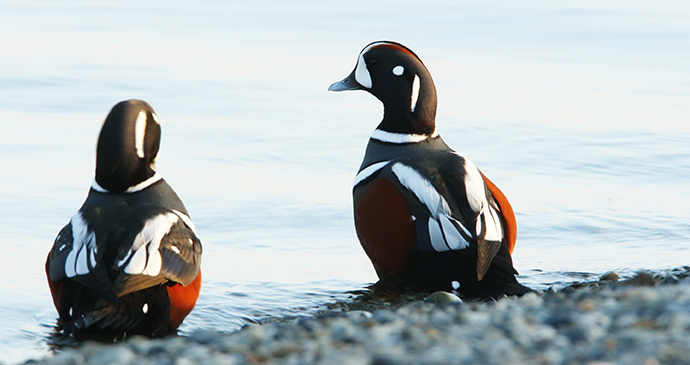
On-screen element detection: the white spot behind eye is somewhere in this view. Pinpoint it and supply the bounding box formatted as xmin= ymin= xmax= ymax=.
xmin=452 ymin=281 xmax=461 ymax=290
xmin=171 ymin=245 xmax=181 ymax=254
xmin=142 ymin=303 xmax=149 ymax=314
xmin=411 ymin=74 xmax=420 ymax=112
xmin=134 ymin=110 xmax=147 ymax=158
xmin=392 ymin=65 xmax=404 ymax=76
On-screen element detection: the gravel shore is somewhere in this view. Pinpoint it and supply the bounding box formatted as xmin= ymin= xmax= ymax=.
xmin=23 ymin=267 xmax=690 ymax=365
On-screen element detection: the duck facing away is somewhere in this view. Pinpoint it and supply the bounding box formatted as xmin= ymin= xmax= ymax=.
xmin=329 ymin=41 xmax=531 ymax=298
xmin=46 ymin=99 xmax=202 ymax=339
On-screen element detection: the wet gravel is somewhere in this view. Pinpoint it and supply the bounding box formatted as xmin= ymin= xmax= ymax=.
xmin=22 ymin=267 xmax=690 ymax=365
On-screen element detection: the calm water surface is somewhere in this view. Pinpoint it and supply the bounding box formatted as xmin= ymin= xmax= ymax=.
xmin=1 ymin=1 xmax=689 ymax=363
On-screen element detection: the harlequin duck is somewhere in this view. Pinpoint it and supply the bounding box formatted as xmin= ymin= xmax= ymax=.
xmin=46 ymin=99 xmax=202 ymax=339
xmin=329 ymin=41 xmax=531 ymax=298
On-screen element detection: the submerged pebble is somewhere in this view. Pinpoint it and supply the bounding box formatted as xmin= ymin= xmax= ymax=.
xmin=25 ymin=268 xmax=690 ymax=365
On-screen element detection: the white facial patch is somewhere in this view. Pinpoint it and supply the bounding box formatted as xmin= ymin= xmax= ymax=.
xmin=118 ymin=212 xmax=180 ymax=276
xmin=391 ymin=163 xmax=471 ymax=251
xmin=354 ymin=53 xmax=372 ymax=89
xmin=353 ymin=41 xmax=390 ymax=89
xmin=353 ymin=161 xmax=390 ymax=188
xmin=411 ymin=74 xmax=420 ymax=112
xmin=392 ymin=65 xmax=404 ymax=76
xmin=64 ymin=212 xmax=98 ymax=278
xmin=134 ymin=110 xmax=147 ymax=158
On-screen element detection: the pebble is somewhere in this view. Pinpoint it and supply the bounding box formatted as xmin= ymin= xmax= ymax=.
xmin=424 ymin=291 xmax=462 ymax=304
xmin=24 ymin=268 xmax=690 ymax=365
xmin=599 ymin=271 xmax=619 ymax=282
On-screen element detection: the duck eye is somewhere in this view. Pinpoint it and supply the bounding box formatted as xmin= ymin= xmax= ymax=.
xmin=367 ymin=58 xmax=380 ymax=67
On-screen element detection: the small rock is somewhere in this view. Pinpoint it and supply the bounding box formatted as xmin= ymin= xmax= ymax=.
xmin=85 ymin=346 xmax=136 ymax=365
xmin=37 ymin=350 xmax=85 ymax=365
xmin=599 ymin=271 xmax=619 ymax=282
xmin=372 ymin=309 xmax=398 ymax=324
xmin=188 ymin=329 xmax=224 ymax=345
xmin=425 ymin=291 xmax=462 ymax=304
xmin=345 ymin=310 xmax=374 ymax=324
xmin=330 ymin=318 xmax=358 ymax=343
xmin=623 ymin=272 xmax=658 ymax=286
xmin=579 ymin=299 xmax=597 ymax=311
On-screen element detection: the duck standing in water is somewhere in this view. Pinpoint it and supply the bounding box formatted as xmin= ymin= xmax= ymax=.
xmin=46 ymin=99 xmax=202 ymax=339
xmin=329 ymin=41 xmax=531 ymax=298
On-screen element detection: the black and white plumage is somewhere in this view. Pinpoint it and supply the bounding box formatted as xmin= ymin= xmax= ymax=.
xmin=329 ymin=41 xmax=530 ymax=297
xmin=46 ymin=99 xmax=202 ymax=339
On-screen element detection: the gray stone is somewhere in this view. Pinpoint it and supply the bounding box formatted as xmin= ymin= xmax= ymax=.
xmin=85 ymin=346 xmax=136 ymax=365
xmin=425 ymin=291 xmax=462 ymax=304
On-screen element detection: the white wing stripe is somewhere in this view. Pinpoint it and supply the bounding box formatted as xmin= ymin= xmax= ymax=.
xmin=428 ymin=219 xmax=450 ymax=252
xmin=484 ymin=206 xmax=503 ymax=242
xmin=75 ymin=241 xmax=90 ymax=275
xmin=64 ymin=243 xmax=78 ymax=278
xmin=460 ymin=155 xmax=485 ymax=214
xmin=391 ymin=163 xmax=449 ymax=216
xmin=120 ymin=212 xmax=179 ymax=276
xmin=125 ymin=243 xmax=148 ymax=274
xmin=453 ymin=215 xmax=473 ymax=237
xmin=440 ymin=215 xmax=470 ymax=250
xmin=64 ymin=212 xmax=97 ymax=278
xmin=173 ymin=210 xmax=197 ymax=234
xmin=392 ymin=162 xmax=471 ymax=252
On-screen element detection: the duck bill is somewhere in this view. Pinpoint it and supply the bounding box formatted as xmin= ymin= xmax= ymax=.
xmin=328 ymin=69 xmax=363 ymax=92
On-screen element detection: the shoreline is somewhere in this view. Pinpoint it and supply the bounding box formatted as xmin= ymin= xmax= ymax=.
xmin=23 ymin=267 xmax=690 ymax=365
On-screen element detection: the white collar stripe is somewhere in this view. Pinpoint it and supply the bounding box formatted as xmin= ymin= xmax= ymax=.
xmin=91 ymin=180 xmax=108 ymax=192
xmin=126 ymin=173 xmax=162 ymax=193
xmin=371 ymin=129 xmax=437 ymax=144
xmin=91 ymin=172 xmax=162 ymax=193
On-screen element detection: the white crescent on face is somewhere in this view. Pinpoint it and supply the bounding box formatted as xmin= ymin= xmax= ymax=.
xmin=353 ymin=41 xmax=391 ymax=89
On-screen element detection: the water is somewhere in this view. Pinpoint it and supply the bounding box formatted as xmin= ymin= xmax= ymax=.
xmin=1 ymin=1 xmax=689 ymax=363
